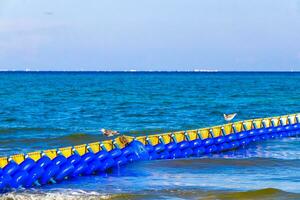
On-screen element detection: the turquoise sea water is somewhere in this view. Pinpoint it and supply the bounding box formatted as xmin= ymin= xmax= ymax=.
xmin=0 ymin=72 xmax=300 ymax=199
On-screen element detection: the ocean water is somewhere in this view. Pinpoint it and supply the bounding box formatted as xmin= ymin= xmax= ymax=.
xmin=0 ymin=72 xmax=300 ymax=200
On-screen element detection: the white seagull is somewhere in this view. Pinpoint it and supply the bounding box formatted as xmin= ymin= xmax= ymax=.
xmin=101 ymin=129 xmax=120 ymax=137
xmin=223 ymin=113 xmax=237 ymax=122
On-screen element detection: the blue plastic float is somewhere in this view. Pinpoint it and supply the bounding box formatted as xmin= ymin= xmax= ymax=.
xmin=0 ymin=113 xmax=299 ymax=191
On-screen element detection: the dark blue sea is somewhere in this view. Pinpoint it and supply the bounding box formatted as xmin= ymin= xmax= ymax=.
xmin=0 ymin=72 xmax=300 ymax=199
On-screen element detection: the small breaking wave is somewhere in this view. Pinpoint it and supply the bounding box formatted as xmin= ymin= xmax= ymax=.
xmin=1 ymin=188 xmax=299 ymax=200
xmin=0 ymin=189 xmax=111 ymax=200
xmin=0 ymin=189 xmax=151 ymax=200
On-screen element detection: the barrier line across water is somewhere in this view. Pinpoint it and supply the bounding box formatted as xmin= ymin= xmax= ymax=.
xmin=0 ymin=113 xmax=299 ymax=191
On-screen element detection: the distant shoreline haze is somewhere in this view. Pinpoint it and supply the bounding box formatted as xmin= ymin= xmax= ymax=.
xmin=0 ymin=70 xmax=300 ymax=73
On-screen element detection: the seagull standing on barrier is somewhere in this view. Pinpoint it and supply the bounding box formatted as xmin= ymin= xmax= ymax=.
xmin=223 ymin=113 xmax=237 ymax=122
xmin=101 ymin=128 xmax=120 ymax=137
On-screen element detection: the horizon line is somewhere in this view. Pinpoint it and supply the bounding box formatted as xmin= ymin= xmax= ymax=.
xmin=0 ymin=70 xmax=300 ymax=73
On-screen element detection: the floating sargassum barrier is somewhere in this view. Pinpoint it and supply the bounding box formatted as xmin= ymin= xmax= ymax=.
xmin=0 ymin=113 xmax=299 ymax=191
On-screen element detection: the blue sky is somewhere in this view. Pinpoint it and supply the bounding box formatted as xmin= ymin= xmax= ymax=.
xmin=0 ymin=0 xmax=300 ymax=71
